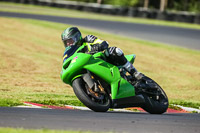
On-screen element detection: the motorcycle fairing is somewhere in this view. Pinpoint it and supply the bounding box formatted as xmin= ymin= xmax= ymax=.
xmin=125 ymin=54 xmax=136 ymax=64
xmin=61 ymin=46 xmax=136 ymax=100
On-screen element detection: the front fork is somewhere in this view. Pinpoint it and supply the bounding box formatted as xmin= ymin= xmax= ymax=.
xmin=82 ymin=71 xmax=106 ymax=100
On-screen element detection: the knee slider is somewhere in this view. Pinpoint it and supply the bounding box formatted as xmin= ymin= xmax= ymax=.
xmin=105 ymin=47 xmax=116 ymax=57
xmin=105 ymin=47 xmax=124 ymax=57
xmin=115 ymin=48 xmax=123 ymax=56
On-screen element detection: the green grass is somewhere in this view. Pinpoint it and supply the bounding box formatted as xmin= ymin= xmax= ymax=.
xmin=30 ymin=95 xmax=85 ymax=107
xmin=0 ymin=127 xmax=102 ymax=133
xmin=170 ymin=100 xmax=200 ymax=109
xmin=0 ymin=2 xmax=200 ymax=29
xmin=0 ymin=17 xmax=200 ymax=109
xmin=0 ymin=99 xmax=21 ymax=107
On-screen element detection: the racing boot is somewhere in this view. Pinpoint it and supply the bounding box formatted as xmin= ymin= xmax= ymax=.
xmin=123 ymin=61 xmax=144 ymax=80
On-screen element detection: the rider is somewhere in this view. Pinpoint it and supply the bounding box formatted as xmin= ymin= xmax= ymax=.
xmin=61 ymin=27 xmax=144 ymax=80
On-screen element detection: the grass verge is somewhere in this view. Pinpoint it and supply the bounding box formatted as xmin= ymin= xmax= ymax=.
xmin=0 ymin=2 xmax=200 ymax=29
xmin=0 ymin=17 xmax=199 ymax=109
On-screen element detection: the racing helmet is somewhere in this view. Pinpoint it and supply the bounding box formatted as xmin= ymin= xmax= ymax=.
xmin=61 ymin=27 xmax=82 ymax=48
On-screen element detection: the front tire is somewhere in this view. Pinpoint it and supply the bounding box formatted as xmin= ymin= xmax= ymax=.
xmin=72 ymin=78 xmax=111 ymax=112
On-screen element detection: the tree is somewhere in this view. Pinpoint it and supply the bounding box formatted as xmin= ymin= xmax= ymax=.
xmin=97 ymin=0 xmax=103 ymax=4
xmin=144 ymin=0 xmax=149 ymax=9
xmin=160 ymin=0 xmax=168 ymax=12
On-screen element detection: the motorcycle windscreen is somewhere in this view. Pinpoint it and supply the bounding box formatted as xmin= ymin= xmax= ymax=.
xmin=63 ymin=45 xmax=79 ymax=63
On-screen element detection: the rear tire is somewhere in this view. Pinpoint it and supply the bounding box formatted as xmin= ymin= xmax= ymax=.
xmin=72 ymin=78 xmax=111 ymax=112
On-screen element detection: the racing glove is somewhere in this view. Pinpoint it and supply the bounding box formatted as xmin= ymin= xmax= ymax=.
xmin=84 ymin=35 xmax=97 ymax=43
xmin=90 ymin=41 xmax=109 ymax=52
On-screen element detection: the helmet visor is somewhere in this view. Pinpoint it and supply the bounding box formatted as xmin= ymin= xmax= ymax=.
xmin=64 ymin=38 xmax=75 ymax=47
xmin=63 ymin=32 xmax=81 ymax=48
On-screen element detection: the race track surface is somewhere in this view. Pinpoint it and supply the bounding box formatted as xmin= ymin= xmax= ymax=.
xmin=0 ymin=107 xmax=200 ymax=133
xmin=0 ymin=11 xmax=200 ymax=50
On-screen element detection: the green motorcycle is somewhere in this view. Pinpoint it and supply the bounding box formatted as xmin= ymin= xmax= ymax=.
xmin=60 ymin=45 xmax=168 ymax=114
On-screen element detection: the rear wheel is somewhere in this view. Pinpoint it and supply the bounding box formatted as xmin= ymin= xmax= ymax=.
xmin=136 ymin=77 xmax=168 ymax=114
xmin=72 ymin=78 xmax=111 ymax=112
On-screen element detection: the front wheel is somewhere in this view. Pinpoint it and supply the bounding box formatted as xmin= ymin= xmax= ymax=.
xmin=137 ymin=77 xmax=169 ymax=114
xmin=72 ymin=78 xmax=111 ymax=112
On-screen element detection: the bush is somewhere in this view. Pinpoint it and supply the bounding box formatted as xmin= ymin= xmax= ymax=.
xmin=65 ymin=0 xmax=200 ymax=13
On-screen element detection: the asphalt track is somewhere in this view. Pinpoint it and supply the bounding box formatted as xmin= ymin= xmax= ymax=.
xmin=0 ymin=107 xmax=200 ymax=133
xmin=0 ymin=11 xmax=200 ymax=50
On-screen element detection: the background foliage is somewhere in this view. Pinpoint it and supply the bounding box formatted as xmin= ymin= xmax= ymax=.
xmin=67 ymin=0 xmax=200 ymax=13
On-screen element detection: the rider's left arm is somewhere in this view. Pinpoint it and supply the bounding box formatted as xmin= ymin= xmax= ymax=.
xmin=84 ymin=35 xmax=109 ymax=52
